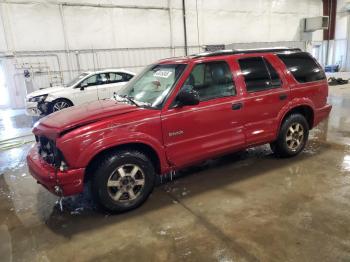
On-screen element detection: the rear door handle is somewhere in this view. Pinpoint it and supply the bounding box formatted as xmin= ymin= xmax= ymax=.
xmin=232 ymin=102 xmax=243 ymax=110
xmin=279 ymin=94 xmax=288 ymax=100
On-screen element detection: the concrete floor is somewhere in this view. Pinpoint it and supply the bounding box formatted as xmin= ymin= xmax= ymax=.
xmin=1 ymin=85 xmax=350 ymax=262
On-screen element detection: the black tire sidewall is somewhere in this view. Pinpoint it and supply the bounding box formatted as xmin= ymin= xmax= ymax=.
xmin=92 ymin=151 xmax=155 ymax=213
xmin=276 ymin=114 xmax=309 ymax=157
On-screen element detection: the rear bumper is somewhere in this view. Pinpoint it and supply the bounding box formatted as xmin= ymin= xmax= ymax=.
xmin=314 ymin=104 xmax=332 ymax=127
xmin=26 ymin=145 xmax=85 ymax=196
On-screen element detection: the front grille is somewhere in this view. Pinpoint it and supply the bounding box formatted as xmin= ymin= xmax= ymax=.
xmin=37 ymin=136 xmax=63 ymax=167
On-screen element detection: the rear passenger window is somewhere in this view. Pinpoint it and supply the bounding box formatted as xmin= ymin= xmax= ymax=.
xmin=108 ymin=73 xmax=123 ymax=83
xmin=183 ymin=61 xmax=236 ymax=101
xmin=122 ymin=73 xmax=134 ymax=81
xmin=277 ymin=52 xmax=326 ymax=83
xmin=238 ymin=57 xmax=282 ymax=92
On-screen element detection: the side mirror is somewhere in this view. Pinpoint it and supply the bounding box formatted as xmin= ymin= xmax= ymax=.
xmin=80 ymin=83 xmax=88 ymax=90
xmin=175 ymin=85 xmax=200 ymax=107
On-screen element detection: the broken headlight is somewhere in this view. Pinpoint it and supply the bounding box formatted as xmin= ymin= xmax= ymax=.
xmin=29 ymin=94 xmax=48 ymax=102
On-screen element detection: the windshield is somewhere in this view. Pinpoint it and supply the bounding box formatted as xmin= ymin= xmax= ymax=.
xmin=65 ymin=73 xmax=89 ymax=87
xmin=117 ymin=63 xmax=187 ymax=108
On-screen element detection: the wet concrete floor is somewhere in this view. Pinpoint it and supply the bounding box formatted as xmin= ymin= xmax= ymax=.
xmin=0 ymin=86 xmax=350 ymax=261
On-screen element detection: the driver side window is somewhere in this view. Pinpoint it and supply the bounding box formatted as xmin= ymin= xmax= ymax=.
xmin=183 ymin=61 xmax=236 ymax=101
xmin=80 ymin=74 xmax=98 ymax=87
xmin=80 ymin=73 xmax=109 ymax=87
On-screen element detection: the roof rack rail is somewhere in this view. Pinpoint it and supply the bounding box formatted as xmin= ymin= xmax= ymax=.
xmin=192 ymin=47 xmax=302 ymax=58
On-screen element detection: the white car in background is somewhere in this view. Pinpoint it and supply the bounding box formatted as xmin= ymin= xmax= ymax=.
xmin=25 ymin=69 xmax=135 ymax=116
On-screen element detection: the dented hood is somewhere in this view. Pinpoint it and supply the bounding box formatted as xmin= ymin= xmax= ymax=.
xmin=33 ymin=100 xmax=138 ymax=139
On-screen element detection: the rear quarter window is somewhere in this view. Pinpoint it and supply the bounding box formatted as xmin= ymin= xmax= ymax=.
xmin=277 ymin=52 xmax=326 ymax=83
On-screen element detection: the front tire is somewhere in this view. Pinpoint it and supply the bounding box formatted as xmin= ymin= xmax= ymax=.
xmin=271 ymin=114 xmax=309 ymax=158
xmin=91 ymin=150 xmax=156 ymax=213
xmin=50 ymin=98 xmax=73 ymax=113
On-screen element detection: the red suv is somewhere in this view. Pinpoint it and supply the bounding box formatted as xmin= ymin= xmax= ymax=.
xmin=27 ymin=48 xmax=332 ymax=212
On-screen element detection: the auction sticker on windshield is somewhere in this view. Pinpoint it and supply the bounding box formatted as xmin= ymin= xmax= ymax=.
xmin=153 ymin=70 xmax=173 ymax=78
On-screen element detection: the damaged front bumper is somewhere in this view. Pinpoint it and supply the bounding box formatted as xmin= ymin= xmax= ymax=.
xmin=25 ymin=101 xmax=51 ymax=116
xmin=25 ymin=101 xmax=41 ymax=116
xmin=27 ymin=145 xmax=85 ymax=196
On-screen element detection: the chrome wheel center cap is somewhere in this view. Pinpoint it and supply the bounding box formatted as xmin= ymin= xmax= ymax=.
xmin=121 ymin=176 xmax=134 ymax=186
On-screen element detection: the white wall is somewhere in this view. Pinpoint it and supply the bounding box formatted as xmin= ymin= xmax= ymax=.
xmin=335 ymin=0 xmax=350 ymax=70
xmin=0 ymin=0 xmax=323 ymax=108
xmin=0 ymin=0 xmax=324 ymax=52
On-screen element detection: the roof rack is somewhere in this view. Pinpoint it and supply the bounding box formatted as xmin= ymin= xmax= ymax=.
xmin=192 ymin=47 xmax=302 ymax=58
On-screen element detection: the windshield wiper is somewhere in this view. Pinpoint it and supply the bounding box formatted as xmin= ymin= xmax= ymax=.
xmin=114 ymin=93 xmax=139 ymax=107
xmin=124 ymin=96 xmax=139 ymax=107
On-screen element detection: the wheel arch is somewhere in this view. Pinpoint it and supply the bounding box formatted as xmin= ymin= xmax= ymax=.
xmin=47 ymin=97 xmax=74 ymax=114
xmin=84 ymin=142 xmax=162 ymax=183
xmin=279 ymin=105 xmax=314 ymax=132
xmin=51 ymin=97 xmax=74 ymax=106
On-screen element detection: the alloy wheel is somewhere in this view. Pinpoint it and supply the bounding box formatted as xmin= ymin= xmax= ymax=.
xmin=107 ymin=164 xmax=145 ymax=202
xmin=286 ymin=123 xmax=304 ymax=151
xmin=53 ymin=101 xmax=70 ymax=111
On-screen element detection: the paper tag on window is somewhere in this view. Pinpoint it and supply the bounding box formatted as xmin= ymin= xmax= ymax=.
xmin=153 ymin=71 xmax=172 ymax=78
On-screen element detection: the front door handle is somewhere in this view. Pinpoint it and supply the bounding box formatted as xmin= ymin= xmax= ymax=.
xmin=279 ymin=94 xmax=288 ymax=100
xmin=232 ymin=102 xmax=243 ymax=110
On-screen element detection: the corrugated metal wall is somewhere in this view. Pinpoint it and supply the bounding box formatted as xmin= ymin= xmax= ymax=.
xmin=0 ymin=0 xmax=325 ymax=108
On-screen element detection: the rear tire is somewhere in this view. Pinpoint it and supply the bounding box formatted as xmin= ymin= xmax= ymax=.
xmin=91 ymin=150 xmax=156 ymax=213
xmin=271 ymin=114 xmax=309 ymax=158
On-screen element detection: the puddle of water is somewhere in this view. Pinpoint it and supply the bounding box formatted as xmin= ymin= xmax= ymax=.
xmin=0 ymin=109 xmax=33 ymax=141
xmin=341 ymin=155 xmax=350 ymax=172
xmin=0 ymin=144 xmax=33 ymax=173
